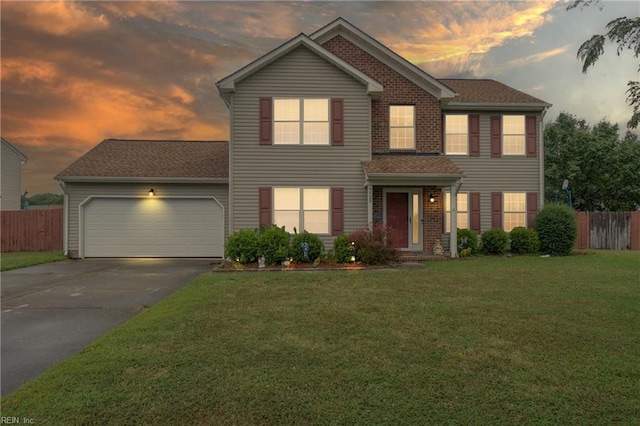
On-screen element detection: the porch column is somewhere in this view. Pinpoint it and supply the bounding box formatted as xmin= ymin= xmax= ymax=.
xmin=367 ymin=184 xmax=373 ymax=229
xmin=450 ymin=184 xmax=458 ymax=258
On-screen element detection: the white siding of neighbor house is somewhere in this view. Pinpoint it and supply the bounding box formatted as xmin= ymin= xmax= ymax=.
xmin=441 ymin=112 xmax=543 ymax=248
xmin=1 ymin=141 xmax=24 ymax=211
xmin=64 ymin=182 xmax=229 ymax=255
xmin=230 ymin=46 xmax=372 ymax=248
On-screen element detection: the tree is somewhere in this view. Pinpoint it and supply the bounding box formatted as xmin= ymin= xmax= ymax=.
xmin=568 ymin=0 xmax=640 ymax=128
xmin=545 ymin=112 xmax=640 ymax=211
xmin=26 ymin=193 xmax=63 ymax=205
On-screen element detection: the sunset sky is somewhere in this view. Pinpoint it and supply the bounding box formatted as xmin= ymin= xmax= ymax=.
xmin=1 ymin=1 xmax=638 ymax=194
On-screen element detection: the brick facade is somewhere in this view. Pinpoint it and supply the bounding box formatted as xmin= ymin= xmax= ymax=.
xmin=322 ymin=35 xmax=442 ymax=153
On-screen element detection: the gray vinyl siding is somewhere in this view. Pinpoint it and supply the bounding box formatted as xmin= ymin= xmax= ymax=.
xmin=442 ymin=113 xmax=543 ymax=248
xmin=64 ymin=182 xmax=229 ymax=255
xmin=230 ymin=46 xmax=371 ymax=248
xmin=1 ymin=143 xmax=23 ymax=211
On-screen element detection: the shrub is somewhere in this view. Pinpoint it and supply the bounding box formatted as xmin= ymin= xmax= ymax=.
xmin=348 ymin=224 xmax=399 ymax=265
xmin=481 ymin=228 xmax=509 ymax=255
xmin=536 ymin=204 xmax=577 ymax=256
xmin=509 ymin=227 xmax=540 ymax=254
xmin=225 ymin=229 xmax=259 ymax=264
xmin=457 ymin=229 xmax=479 ymax=254
xmin=257 ymin=225 xmax=291 ymax=265
xmin=290 ymin=231 xmax=324 ymax=263
xmin=333 ymin=234 xmax=353 ymax=263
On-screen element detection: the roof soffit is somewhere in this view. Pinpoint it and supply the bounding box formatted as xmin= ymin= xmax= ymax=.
xmin=310 ymin=18 xmax=457 ymax=100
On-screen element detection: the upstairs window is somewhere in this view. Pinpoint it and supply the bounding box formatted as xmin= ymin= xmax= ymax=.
xmin=273 ymin=187 xmax=330 ymax=234
xmin=444 ymin=192 xmax=469 ymax=232
xmin=445 ymin=115 xmax=468 ymax=155
xmin=390 ymin=105 xmax=415 ymax=149
xmin=274 ymin=98 xmax=329 ymax=145
xmin=503 ymin=115 xmax=525 ymax=155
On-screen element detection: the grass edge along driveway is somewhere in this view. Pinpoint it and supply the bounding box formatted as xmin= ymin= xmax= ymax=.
xmin=1 ymin=251 xmax=639 ymax=424
xmin=1 ymin=251 xmax=67 ymax=271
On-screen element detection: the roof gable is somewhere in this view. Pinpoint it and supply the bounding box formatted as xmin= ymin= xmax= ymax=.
xmin=216 ymin=33 xmax=383 ymax=105
xmin=310 ymin=18 xmax=457 ymax=101
xmin=56 ymin=139 xmax=229 ymax=182
xmin=1 ymin=137 xmax=28 ymax=163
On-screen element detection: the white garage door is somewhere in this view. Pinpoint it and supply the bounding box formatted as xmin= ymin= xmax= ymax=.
xmin=83 ymin=197 xmax=223 ymax=257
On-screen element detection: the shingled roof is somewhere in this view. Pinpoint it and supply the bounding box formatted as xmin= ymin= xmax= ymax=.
xmin=56 ymin=139 xmax=228 ymax=181
xmin=363 ymin=155 xmax=463 ymax=177
xmin=362 ymin=155 xmax=464 ymax=186
xmin=439 ymin=79 xmax=550 ymax=106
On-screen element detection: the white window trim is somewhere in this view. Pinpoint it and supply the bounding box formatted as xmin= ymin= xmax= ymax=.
xmin=444 ymin=114 xmax=469 ymax=155
xmin=444 ymin=191 xmax=469 ymax=233
xmin=273 ymin=98 xmax=330 ymax=145
xmin=503 ymin=192 xmax=527 ymax=232
xmin=273 ymin=187 xmax=331 ymax=235
xmin=389 ymin=105 xmax=416 ymax=150
xmin=502 ymin=115 xmax=526 ymax=156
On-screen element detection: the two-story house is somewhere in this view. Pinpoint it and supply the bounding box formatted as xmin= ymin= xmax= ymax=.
xmin=56 ymin=18 xmax=549 ymax=259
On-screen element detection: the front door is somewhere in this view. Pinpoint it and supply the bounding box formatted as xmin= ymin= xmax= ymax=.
xmin=385 ymin=190 xmax=422 ymax=251
xmin=386 ymin=192 xmax=409 ymax=248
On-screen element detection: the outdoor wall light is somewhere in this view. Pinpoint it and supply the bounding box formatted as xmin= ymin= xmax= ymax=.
xmin=429 ymin=193 xmax=436 ymax=203
xmin=148 ymin=188 xmax=155 ymax=196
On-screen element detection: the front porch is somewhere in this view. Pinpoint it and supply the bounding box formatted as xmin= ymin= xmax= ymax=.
xmin=362 ymin=155 xmax=465 ymax=258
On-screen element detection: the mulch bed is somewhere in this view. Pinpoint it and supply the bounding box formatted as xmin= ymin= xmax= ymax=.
xmin=211 ymin=261 xmax=393 ymax=272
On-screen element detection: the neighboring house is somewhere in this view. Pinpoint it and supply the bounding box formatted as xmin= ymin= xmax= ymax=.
xmin=1 ymin=137 xmax=28 ymax=211
xmin=56 ymin=18 xmax=550 ymax=258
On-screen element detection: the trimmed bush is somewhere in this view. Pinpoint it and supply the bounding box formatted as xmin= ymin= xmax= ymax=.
xmin=333 ymin=234 xmax=353 ymax=264
xmin=457 ymin=229 xmax=479 ymax=254
xmin=225 ymin=229 xmax=259 ymax=264
xmin=509 ymin=227 xmax=540 ymax=254
xmin=481 ymin=228 xmax=509 ymax=255
xmin=536 ymin=204 xmax=577 ymax=256
xmin=291 ymin=231 xmax=324 ymax=263
xmin=348 ymin=224 xmax=399 ymax=265
xmin=257 ymin=225 xmax=291 ymax=265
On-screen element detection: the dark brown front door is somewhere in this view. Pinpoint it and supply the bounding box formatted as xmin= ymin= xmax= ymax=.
xmin=386 ymin=192 xmax=409 ymax=248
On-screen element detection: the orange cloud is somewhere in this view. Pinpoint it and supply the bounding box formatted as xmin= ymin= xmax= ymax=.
xmin=1 ymin=59 xmax=58 ymax=83
xmin=506 ymin=45 xmax=570 ymax=68
xmin=2 ymin=1 xmax=109 ymax=35
xmin=378 ymin=1 xmax=558 ymax=76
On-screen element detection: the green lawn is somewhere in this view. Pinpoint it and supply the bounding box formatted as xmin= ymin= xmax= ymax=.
xmin=2 ymin=251 xmax=639 ymax=424
xmin=0 ymin=251 xmax=67 ymax=271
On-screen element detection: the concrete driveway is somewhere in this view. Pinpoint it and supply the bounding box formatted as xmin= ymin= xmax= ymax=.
xmin=1 ymin=258 xmax=212 ymax=396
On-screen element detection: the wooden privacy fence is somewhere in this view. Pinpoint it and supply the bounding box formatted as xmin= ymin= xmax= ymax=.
xmin=1 ymin=209 xmax=63 ymax=252
xmin=575 ymin=211 xmax=640 ymax=250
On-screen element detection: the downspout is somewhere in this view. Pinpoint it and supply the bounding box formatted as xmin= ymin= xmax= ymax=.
xmin=58 ymin=179 xmax=68 ymax=256
xmin=539 ymin=108 xmax=548 ymax=211
xmin=449 ymin=177 xmax=464 ymax=258
xmin=363 ymin=170 xmax=373 ymax=229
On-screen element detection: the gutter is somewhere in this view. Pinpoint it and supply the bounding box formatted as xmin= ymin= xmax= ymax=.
xmin=55 ymin=176 xmax=229 ymax=184
xmin=442 ymin=102 xmax=551 ymax=112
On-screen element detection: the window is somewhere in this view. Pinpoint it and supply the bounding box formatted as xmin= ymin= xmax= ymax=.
xmin=273 ymin=187 xmax=329 ymax=234
xmin=503 ymin=115 xmax=525 ymax=155
xmin=390 ymin=105 xmax=415 ymax=149
xmin=445 ymin=115 xmax=468 ymax=155
xmin=274 ymin=98 xmax=329 ymax=145
xmin=444 ymin=192 xmax=469 ymax=232
xmin=504 ymin=192 xmax=526 ymax=231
